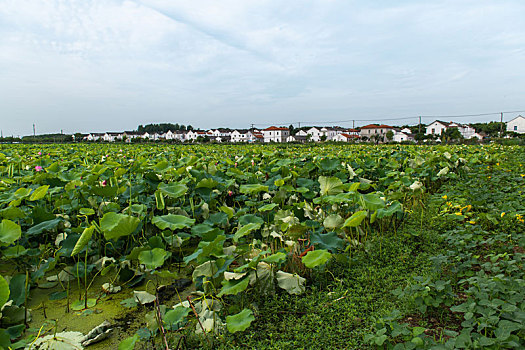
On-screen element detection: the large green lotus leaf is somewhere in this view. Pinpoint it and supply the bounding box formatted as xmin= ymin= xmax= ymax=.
xmin=27 ymin=218 xmax=62 ymax=236
xmin=233 ymin=223 xmax=261 ymax=242
xmin=91 ymin=185 xmax=118 ymax=198
xmin=79 ymin=208 xmax=95 ymax=216
xmin=360 ymin=193 xmax=385 ymax=210
xmin=152 ymin=214 xmax=195 ymax=230
xmin=164 ymin=306 xmax=191 ymax=331
xmin=302 ymin=249 xmax=332 ymax=269
xmin=276 ymin=271 xmax=305 ymax=295
xmin=158 ymin=182 xmax=187 ymax=199
xmin=139 ymin=248 xmax=169 ymax=270
xmin=14 ymin=187 xmax=32 ymax=199
xmin=310 ymin=232 xmax=344 ymax=252
xmin=239 ymin=184 xmax=268 ymax=195
xmin=29 ymin=185 xmax=49 ymax=201
xmin=323 ymin=214 xmax=344 ymax=229
xmin=192 ymin=261 xmax=216 ymax=280
xmin=0 ymin=206 xmax=26 ymax=220
xmin=9 ymin=274 xmax=27 ymax=306
xmin=377 ymin=201 xmax=403 ymax=219
xmin=200 ymin=235 xmax=226 ymax=258
xmin=238 ymin=214 xmax=264 ymax=226
xmin=263 ymin=252 xmax=287 ymax=264
xmin=100 ymin=213 xmax=140 ymax=240
xmin=218 ymin=277 xmax=250 ymax=297
xmin=71 ymin=226 xmax=95 ymax=256
xmin=118 ymin=334 xmax=139 ymax=350
xmin=226 ymin=309 xmax=255 ymax=333
xmin=154 ymin=160 xmax=170 ymax=173
xmin=343 ymin=210 xmax=367 ymax=228
xmin=318 ymin=176 xmax=344 ymax=196
xmin=319 ymin=158 xmax=340 ymax=171
xmin=219 ymin=205 xmax=235 ymax=219
xmin=191 ymin=224 xmax=214 ymax=237
xmin=0 ymin=275 xmax=10 ymax=308
xmin=196 ymin=178 xmax=218 ymax=189
xmin=258 ymin=203 xmax=278 ymax=212
xmin=0 ymin=219 xmax=21 ymax=245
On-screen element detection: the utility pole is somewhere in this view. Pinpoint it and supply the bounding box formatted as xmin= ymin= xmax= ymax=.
xmin=499 ymin=112 xmax=504 ymax=138
xmin=33 ymin=124 xmax=36 ymax=137
xmin=298 ymin=122 xmax=301 ymax=128
xmin=352 ymin=120 xmax=355 ymax=129
xmin=418 ymin=116 xmax=421 ymax=134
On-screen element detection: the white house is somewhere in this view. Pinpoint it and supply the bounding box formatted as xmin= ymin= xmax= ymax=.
xmin=102 ymin=132 xmax=122 ymax=142
xmin=263 ymin=126 xmax=289 ymax=143
xmin=333 ymin=133 xmax=359 ymax=142
xmin=295 ymin=130 xmax=308 ymax=137
xmin=507 ymin=115 xmax=525 ymax=134
xmin=231 ymin=129 xmax=258 ymax=142
xmin=84 ymin=133 xmax=104 ymax=141
xmin=426 ymin=121 xmax=449 ymax=136
xmin=426 ymin=120 xmax=476 ymax=139
xmin=392 ymin=130 xmax=414 ymax=142
xmin=306 ymin=127 xmax=323 ymax=142
xmin=321 ymin=127 xmax=338 ymax=141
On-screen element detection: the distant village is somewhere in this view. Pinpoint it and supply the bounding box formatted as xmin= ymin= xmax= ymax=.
xmin=80 ymin=115 xmax=525 ymax=143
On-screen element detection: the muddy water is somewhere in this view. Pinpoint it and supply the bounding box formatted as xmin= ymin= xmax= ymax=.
xmin=27 ymin=273 xmax=194 ymax=349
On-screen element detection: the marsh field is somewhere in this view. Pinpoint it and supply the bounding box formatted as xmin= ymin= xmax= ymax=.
xmin=0 ymin=143 xmax=523 ymax=349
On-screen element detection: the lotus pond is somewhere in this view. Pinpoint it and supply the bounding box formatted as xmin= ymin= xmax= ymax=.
xmin=0 ymin=143 xmax=523 ymax=349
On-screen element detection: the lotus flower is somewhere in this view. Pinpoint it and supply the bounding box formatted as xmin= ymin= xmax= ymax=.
xmin=35 ymin=165 xmax=43 ymax=171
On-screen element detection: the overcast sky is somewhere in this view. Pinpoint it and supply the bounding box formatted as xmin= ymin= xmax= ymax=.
xmin=1 ymin=0 xmax=524 ymax=135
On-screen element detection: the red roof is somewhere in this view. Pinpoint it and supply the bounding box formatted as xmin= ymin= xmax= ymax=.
xmin=341 ymin=133 xmax=359 ymax=138
xmin=360 ymin=124 xmax=379 ymax=129
xmin=264 ymin=126 xmax=289 ymax=131
xmin=348 ymin=129 xmax=359 ymax=132
xmin=360 ymin=124 xmax=393 ymax=129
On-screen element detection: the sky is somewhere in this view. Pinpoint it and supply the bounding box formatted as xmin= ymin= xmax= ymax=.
xmin=1 ymin=0 xmax=524 ymax=136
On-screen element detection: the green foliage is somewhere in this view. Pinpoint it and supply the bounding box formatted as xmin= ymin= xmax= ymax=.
xmin=226 ymin=309 xmax=255 ymax=333
xmin=0 ymin=142 xmax=519 ymax=348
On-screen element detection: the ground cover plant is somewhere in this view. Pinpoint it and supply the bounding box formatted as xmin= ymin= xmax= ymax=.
xmin=0 ymin=143 xmax=522 ymax=349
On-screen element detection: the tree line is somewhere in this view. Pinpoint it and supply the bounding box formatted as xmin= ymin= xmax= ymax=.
xmin=137 ymin=123 xmax=194 ymax=133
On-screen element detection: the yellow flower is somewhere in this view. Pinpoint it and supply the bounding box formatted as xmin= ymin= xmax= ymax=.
xmin=488 ymin=176 xmax=491 ymax=179
xmin=501 ymin=212 xmax=506 ymax=218
xmin=468 ymin=221 xmax=476 ymax=225
xmin=442 ymin=195 xmax=448 ymax=200
xmin=455 ymin=212 xmax=463 ymax=216
xmin=447 ymin=202 xmax=452 ymax=207
xmin=496 ymin=162 xmax=500 ymax=166
xmin=520 ymin=174 xmax=525 ymax=177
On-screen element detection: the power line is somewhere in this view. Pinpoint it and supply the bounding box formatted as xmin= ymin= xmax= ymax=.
xmin=251 ymin=109 xmax=525 ymax=127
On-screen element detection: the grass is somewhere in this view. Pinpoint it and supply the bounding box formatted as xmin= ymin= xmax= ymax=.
xmin=205 ymin=206 xmax=447 ymax=349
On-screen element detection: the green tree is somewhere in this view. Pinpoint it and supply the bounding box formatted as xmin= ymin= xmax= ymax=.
xmin=441 ymin=127 xmax=463 ymax=143
xmin=386 ymin=130 xmax=394 ymax=142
